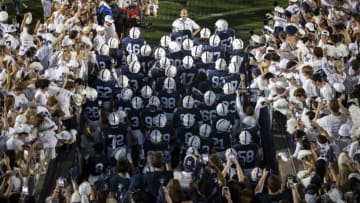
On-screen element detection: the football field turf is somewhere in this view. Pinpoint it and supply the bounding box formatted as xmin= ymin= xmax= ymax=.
xmin=2 ymin=0 xmax=286 ymax=46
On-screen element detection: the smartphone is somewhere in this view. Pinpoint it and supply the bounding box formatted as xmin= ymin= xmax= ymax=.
xmin=58 ymin=178 xmax=64 ymax=187
xmin=24 ymin=150 xmax=29 ymax=159
xmin=22 ymin=186 xmax=29 ymax=195
xmin=222 ymin=186 xmax=229 ymax=196
xmin=202 ymin=154 xmax=208 ymax=162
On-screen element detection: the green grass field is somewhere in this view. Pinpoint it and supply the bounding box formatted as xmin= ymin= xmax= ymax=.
xmin=3 ymin=0 xmax=287 ymax=46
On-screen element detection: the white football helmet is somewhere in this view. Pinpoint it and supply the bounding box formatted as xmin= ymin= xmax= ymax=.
xmin=186 ymin=147 xmax=199 ymax=156
xmin=228 ymin=62 xmax=240 ymax=74
xmin=160 ymin=35 xmax=171 ymax=48
xmin=85 ymin=87 xmax=98 ymax=101
xmin=113 ymin=147 xmax=127 ymax=161
xmin=129 ymin=61 xmax=141 ymax=73
xmin=182 ymin=56 xmax=194 ymax=69
xmin=182 ymin=38 xmax=194 ymax=51
xmin=232 ymin=38 xmax=244 ymax=50
xmin=215 ymin=58 xmax=227 ymax=71
xmin=239 ymin=130 xmax=252 ymax=145
xmin=169 ymin=41 xmax=181 ymax=53
xmin=148 ymin=96 xmax=161 ymax=108
xmin=182 ymin=114 xmax=195 ymax=127
xmin=199 ymin=124 xmax=212 ymax=138
xmin=230 ymin=55 xmax=243 ymax=68
xmin=129 ymin=27 xmax=141 ymax=39
xmin=163 ymin=77 xmax=176 ymax=90
xmin=209 ymin=34 xmax=221 ymax=47
xmin=188 ymin=136 xmax=201 ymax=149
xmin=131 ymin=96 xmax=143 ymax=109
xmin=200 ymin=27 xmax=211 ymax=39
xmin=251 ymin=167 xmax=263 ymax=182
xmin=216 ymin=103 xmax=229 ymax=117
xmin=215 ymin=19 xmax=228 ymax=32
xmin=165 ymin=65 xmax=177 ymax=77
xmin=141 ymin=85 xmax=153 ymax=99
xmin=154 ymin=114 xmax=167 ymax=128
xmin=108 ymin=37 xmax=119 ymax=49
xmin=201 ymin=51 xmax=213 ymax=64
xmin=182 ymin=96 xmax=195 ymax=109
xmin=98 ymin=69 xmax=111 ymax=81
xmin=126 ymin=54 xmax=138 ymax=65
xmin=204 ymin=90 xmax=216 ymax=106
xmin=159 ymin=57 xmax=171 ymax=70
xmin=117 ymin=110 xmax=127 ymax=123
xmin=108 ymin=112 xmax=120 ymax=126
xmin=225 ymin=148 xmax=237 ymax=159
xmin=149 ymin=129 xmax=162 ymax=144
xmin=223 ymin=82 xmax=236 ymax=95
xmin=100 ymin=44 xmax=110 ymax=56
xmin=154 ymin=47 xmax=166 ymax=59
xmin=120 ymin=88 xmax=133 ymax=101
xmin=140 ymin=44 xmax=152 ymax=56
xmin=216 ymin=118 xmax=232 ymax=132
xmin=117 ymin=75 xmax=129 ymax=88
xmin=191 ymin=45 xmax=203 ymax=58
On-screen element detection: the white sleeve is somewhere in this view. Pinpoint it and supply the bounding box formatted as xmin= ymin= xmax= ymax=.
xmin=190 ymin=19 xmax=200 ymax=30
xmin=235 ymin=95 xmax=245 ymax=119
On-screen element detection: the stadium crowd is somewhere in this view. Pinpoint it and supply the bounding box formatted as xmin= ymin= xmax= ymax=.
xmin=0 ymin=0 xmax=360 ymax=202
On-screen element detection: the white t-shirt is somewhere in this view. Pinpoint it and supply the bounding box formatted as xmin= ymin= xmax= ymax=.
xmin=172 ymin=18 xmax=200 ymax=33
xmin=34 ymin=89 xmax=49 ymax=106
xmin=317 ymin=114 xmax=347 ymax=139
xmin=319 ymin=83 xmax=334 ymax=103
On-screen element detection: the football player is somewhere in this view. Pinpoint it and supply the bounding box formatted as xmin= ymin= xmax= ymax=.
xmin=214 ymin=19 xmax=235 ymax=49
xmin=122 ymin=27 xmax=146 ymax=55
xmin=206 ymin=58 xmax=228 ymax=94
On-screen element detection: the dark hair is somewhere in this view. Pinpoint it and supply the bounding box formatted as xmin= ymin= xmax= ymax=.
xmin=317 ymin=134 xmax=328 ymax=144
xmin=313 ymin=47 xmax=323 ymax=58
xmin=150 ymin=151 xmax=164 ymax=168
xmin=198 ymin=174 xmax=216 ymax=197
xmin=293 ymin=88 xmax=307 ymax=98
xmin=267 ymin=174 xmax=282 ymax=193
xmin=311 ymin=73 xmax=323 ymax=82
xmin=315 ymin=159 xmax=327 ymax=180
xmin=117 ymin=159 xmax=130 ymax=173
xmin=329 ymin=99 xmax=340 ymax=113
xmin=35 ymin=79 xmax=51 ymax=89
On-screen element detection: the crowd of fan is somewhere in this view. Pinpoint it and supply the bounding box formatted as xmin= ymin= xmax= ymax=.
xmin=0 ymin=0 xmax=360 ymax=202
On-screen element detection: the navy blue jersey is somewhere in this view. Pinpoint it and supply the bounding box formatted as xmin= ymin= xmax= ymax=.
xmin=191 ymin=88 xmax=204 ymax=104
xmin=112 ymin=87 xmax=123 ymax=101
xmin=202 ymin=45 xmax=227 ymax=61
xmin=195 ymin=62 xmax=214 ymax=73
xmin=102 ymin=126 xmax=128 ymax=149
xmin=218 ymin=94 xmax=237 ymax=115
xmin=216 ymin=28 xmax=235 ymax=48
xmin=83 ymin=100 xmax=100 ymax=121
xmin=193 ymin=39 xmax=209 ymax=47
xmin=173 ymin=107 xmax=201 ymax=127
xmin=158 ymin=126 xmax=174 ymax=144
xmin=127 ymin=109 xmax=142 ymax=130
xmin=138 ymin=56 xmax=155 ymax=74
xmin=223 ymin=75 xmax=241 ymax=90
xmin=170 ymin=30 xmax=191 ymax=44
xmin=167 ymin=52 xmax=186 ymax=67
xmin=206 ymin=70 xmax=228 ymax=93
xmin=113 ymin=48 xmax=124 ymax=69
xmin=141 ymin=109 xmax=163 ymax=132
xmin=233 ymin=143 xmax=258 ymax=169
xmin=113 ymin=100 xmax=132 ymax=113
xmin=227 ymin=51 xmax=252 ymax=70
xmin=176 ymin=125 xmax=199 ymax=148
xmin=124 ymin=72 xmax=145 ymax=92
xmin=178 ymin=66 xmax=197 ymax=87
xmin=91 ymin=79 xmax=115 ymax=102
xmin=96 ymin=54 xmax=114 ymax=69
xmin=199 ymin=137 xmax=214 ymax=154
xmin=143 ymin=141 xmax=169 ymax=157
xmin=122 ymin=37 xmax=145 ymax=55
xmin=158 ymin=91 xmax=179 ymax=113
xmin=212 ymin=132 xmax=231 ymax=152
xmin=198 ymin=103 xmax=217 ymax=124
